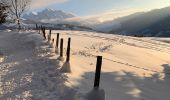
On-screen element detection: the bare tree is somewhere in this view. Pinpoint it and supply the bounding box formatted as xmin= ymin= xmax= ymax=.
xmin=1 ymin=0 xmax=31 ymax=30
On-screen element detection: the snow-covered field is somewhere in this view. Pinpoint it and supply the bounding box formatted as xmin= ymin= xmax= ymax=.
xmin=0 ymin=30 xmax=170 ymax=100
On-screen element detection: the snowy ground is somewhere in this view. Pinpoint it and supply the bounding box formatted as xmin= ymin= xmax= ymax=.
xmin=0 ymin=31 xmax=78 ymax=100
xmin=1 ymin=30 xmax=170 ymax=100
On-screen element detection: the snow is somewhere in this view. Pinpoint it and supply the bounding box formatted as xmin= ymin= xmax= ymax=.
xmin=0 ymin=30 xmax=170 ymax=100
xmin=31 ymin=11 xmax=38 ymax=16
xmin=60 ymin=62 xmax=72 ymax=73
xmin=48 ymin=30 xmax=170 ymax=100
xmin=86 ymin=88 xmax=105 ymax=100
xmin=0 ymin=31 xmax=77 ymax=99
xmin=152 ymin=38 xmax=170 ymax=44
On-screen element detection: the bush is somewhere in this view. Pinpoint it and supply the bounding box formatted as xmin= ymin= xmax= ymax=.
xmin=0 ymin=2 xmax=8 ymax=24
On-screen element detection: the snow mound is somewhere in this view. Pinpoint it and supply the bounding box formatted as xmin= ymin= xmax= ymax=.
xmin=5 ymin=29 xmax=12 ymax=32
xmin=86 ymin=88 xmax=105 ymax=100
xmin=60 ymin=62 xmax=71 ymax=73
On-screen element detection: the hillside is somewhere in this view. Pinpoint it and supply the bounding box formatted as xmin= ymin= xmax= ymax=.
xmin=91 ymin=6 xmax=170 ymax=37
xmin=108 ymin=6 xmax=170 ymax=36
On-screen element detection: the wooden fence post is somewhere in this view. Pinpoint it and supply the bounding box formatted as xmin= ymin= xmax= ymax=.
xmin=94 ymin=56 xmax=103 ymax=89
xmin=60 ymin=37 xmax=71 ymax=73
xmin=42 ymin=26 xmax=43 ymax=34
xmin=39 ymin=26 xmax=41 ymax=34
xmin=86 ymin=56 xmax=105 ymax=100
xmin=66 ymin=38 xmax=71 ymax=62
xmin=59 ymin=38 xmax=64 ymax=60
xmin=48 ymin=29 xmax=52 ymax=42
xmin=41 ymin=26 xmax=43 ymax=34
xmin=36 ymin=24 xmax=38 ymax=30
xmin=40 ymin=25 xmax=42 ymax=34
xmin=55 ymin=33 xmax=60 ymax=53
xmin=51 ymin=38 xmax=54 ymax=48
xmin=43 ymin=27 xmax=46 ymax=40
xmin=38 ymin=26 xmax=40 ymax=34
xmin=38 ymin=26 xmax=39 ymax=33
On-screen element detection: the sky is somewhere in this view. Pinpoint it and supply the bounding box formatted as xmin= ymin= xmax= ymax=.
xmin=30 ymin=0 xmax=170 ymax=21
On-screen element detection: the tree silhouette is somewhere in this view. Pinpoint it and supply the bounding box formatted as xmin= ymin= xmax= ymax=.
xmin=0 ymin=2 xmax=8 ymax=24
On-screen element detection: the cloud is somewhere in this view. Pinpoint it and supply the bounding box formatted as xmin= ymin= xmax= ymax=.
xmin=30 ymin=0 xmax=67 ymax=9
xmin=79 ymin=8 xmax=141 ymax=23
xmin=98 ymin=8 xmax=141 ymax=22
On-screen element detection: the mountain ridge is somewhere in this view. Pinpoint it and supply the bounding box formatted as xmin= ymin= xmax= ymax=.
xmin=108 ymin=6 xmax=170 ymax=36
xmin=23 ymin=8 xmax=75 ymax=22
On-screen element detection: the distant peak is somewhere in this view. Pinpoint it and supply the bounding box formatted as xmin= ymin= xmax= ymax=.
xmin=23 ymin=8 xmax=75 ymax=22
xmin=43 ymin=8 xmax=55 ymax=12
xmin=31 ymin=11 xmax=38 ymax=15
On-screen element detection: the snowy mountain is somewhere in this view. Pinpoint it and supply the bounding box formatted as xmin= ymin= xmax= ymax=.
xmin=23 ymin=8 xmax=75 ymax=22
xmin=22 ymin=9 xmax=116 ymax=30
xmin=22 ymin=7 xmax=170 ymax=37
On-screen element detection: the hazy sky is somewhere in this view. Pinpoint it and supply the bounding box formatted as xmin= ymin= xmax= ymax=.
xmin=30 ymin=0 xmax=170 ymax=21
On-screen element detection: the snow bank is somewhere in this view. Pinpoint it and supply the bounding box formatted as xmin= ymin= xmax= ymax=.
xmin=60 ymin=62 xmax=71 ymax=73
xmin=86 ymin=88 xmax=105 ymax=100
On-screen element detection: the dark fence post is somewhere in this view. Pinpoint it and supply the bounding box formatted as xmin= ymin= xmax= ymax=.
xmin=60 ymin=38 xmax=71 ymax=73
xmin=55 ymin=33 xmax=60 ymax=53
xmin=37 ymin=26 xmax=38 ymax=33
xmin=42 ymin=26 xmax=44 ymax=34
xmin=38 ymin=26 xmax=39 ymax=33
xmin=39 ymin=26 xmax=41 ymax=34
xmin=48 ymin=29 xmax=52 ymax=42
xmin=40 ymin=25 xmax=42 ymax=34
xmin=94 ymin=56 xmax=103 ymax=89
xmin=60 ymin=38 xmax=64 ymax=58
xmin=42 ymin=26 xmax=43 ymax=34
xmin=36 ymin=24 xmax=38 ymax=30
xmin=51 ymin=38 xmax=54 ymax=48
xmin=66 ymin=38 xmax=71 ymax=62
xmin=87 ymin=56 xmax=105 ymax=100
xmin=41 ymin=26 xmax=43 ymax=35
xmin=43 ymin=27 xmax=46 ymax=40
